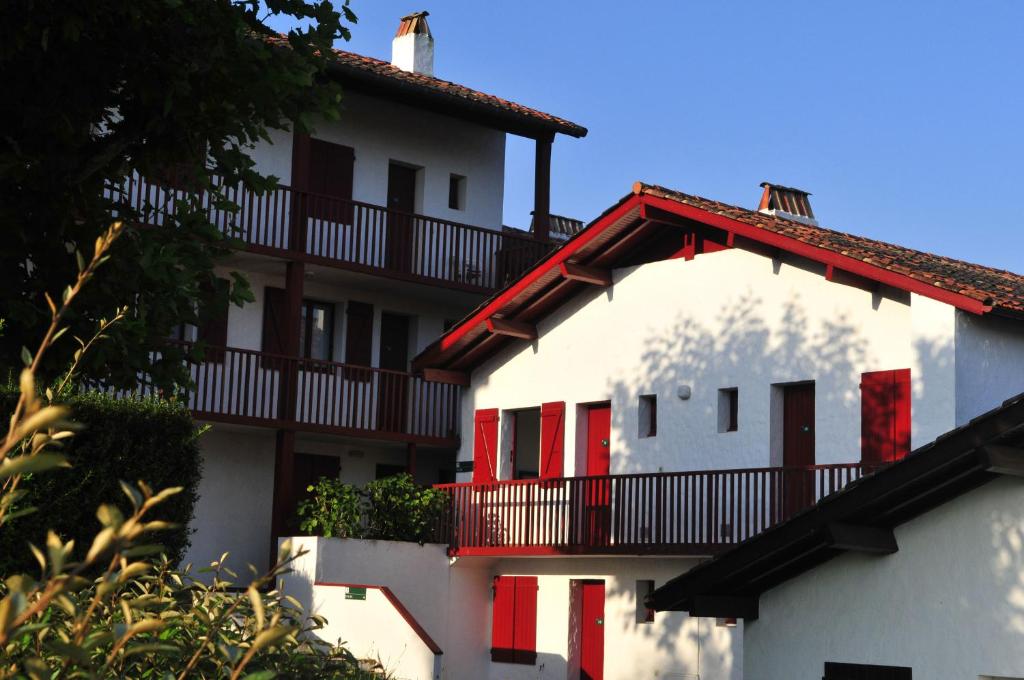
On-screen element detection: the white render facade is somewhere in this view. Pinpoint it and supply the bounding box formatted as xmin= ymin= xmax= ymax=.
xmin=745 ymin=476 xmax=1024 ymax=678
xmin=458 ymin=248 xmax=1024 ymax=480
xmin=175 ymin=14 xmax=585 ymax=573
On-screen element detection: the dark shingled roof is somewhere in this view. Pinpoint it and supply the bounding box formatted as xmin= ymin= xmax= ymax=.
xmin=637 ymin=183 xmax=1024 ymax=314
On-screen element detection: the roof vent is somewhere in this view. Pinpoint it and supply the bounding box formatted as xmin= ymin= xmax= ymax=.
xmin=757 ymin=182 xmax=818 ymax=226
xmin=391 ymin=11 xmax=434 ymax=76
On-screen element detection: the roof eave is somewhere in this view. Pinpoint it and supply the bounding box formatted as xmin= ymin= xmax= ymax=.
xmin=326 ymin=61 xmax=588 ymax=140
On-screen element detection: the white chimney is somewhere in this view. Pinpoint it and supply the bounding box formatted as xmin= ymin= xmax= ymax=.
xmin=391 ymin=11 xmax=434 ymax=76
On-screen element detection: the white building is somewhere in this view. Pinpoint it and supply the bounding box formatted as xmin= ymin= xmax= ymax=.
xmin=135 ymin=11 xmax=587 ymax=572
xmin=382 ymin=181 xmax=1024 ymax=679
xmin=650 ymin=393 xmax=1024 ymax=680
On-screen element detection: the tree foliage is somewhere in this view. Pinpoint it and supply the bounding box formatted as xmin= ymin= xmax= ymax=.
xmin=0 ymin=223 xmax=375 ymax=679
xmin=0 ymin=0 xmax=356 ymax=390
xmin=0 ymin=392 xmax=202 ymax=574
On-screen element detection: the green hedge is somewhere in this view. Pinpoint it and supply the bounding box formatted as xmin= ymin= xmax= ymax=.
xmin=0 ymin=391 xmax=201 ymax=573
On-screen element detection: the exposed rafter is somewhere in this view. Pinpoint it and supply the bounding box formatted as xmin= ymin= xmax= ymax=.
xmin=559 ymin=262 xmax=611 ymax=287
xmin=486 ymin=317 xmax=537 ymax=341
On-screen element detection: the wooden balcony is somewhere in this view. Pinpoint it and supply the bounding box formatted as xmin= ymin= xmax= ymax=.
xmin=106 ymin=175 xmax=553 ymax=293
xmin=121 ymin=344 xmax=460 ymax=446
xmin=434 ymin=463 xmax=883 ymax=556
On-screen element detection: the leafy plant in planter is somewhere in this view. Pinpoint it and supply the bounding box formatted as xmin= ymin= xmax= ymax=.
xmin=295 ymin=474 xmax=448 ymax=544
xmin=296 ymin=477 xmax=361 ymax=539
xmin=363 ymin=474 xmax=448 ymax=544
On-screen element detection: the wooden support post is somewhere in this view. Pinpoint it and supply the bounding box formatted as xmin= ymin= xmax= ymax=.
xmin=825 ymin=523 xmax=898 ymax=554
xmin=270 ymin=429 xmax=297 ymax=567
xmin=533 ymin=134 xmax=553 ymax=242
xmin=559 ymin=262 xmax=612 ymax=287
xmin=486 ymin=317 xmax=538 ymax=341
xmin=406 ymin=442 xmax=418 ymax=478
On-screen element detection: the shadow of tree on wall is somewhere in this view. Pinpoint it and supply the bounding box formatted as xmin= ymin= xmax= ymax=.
xmin=596 ymin=280 xmax=953 ymax=676
xmin=608 ymin=290 xmax=872 ymax=474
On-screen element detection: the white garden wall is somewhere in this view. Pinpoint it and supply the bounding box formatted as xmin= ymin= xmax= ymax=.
xmin=280 ymin=539 xmax=741 ymax=680
xmin=459 ymin=249 xmax=968 ymax=480
xmin=744 ymin=476 xmax=1024 ymax=679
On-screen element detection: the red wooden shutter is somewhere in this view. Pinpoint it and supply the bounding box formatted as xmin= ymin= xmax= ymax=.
xmin=473 ymin=409 xmax=499 ymax=484
xmin=196 ymin=278 xmax=229 ymax=363
xmin=491 ymin=576 xmax=515 ymax=663
xmin=344 ymin=301 xmax=373 ymax=366
xmin=892 ymin=369 xmax=911 ymax=460
xmin=513 ymin=576 xmax=538 ymax=664
xmin=540 ymin=401 xmax=565 ymax=479
xmin=861 ymin=369 xmax=912 ymax=464
xmin=308 ymin=139 xmax=355 ymax=221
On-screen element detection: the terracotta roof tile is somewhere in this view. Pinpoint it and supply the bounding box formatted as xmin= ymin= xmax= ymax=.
xmin=265 ymin=34 xmax=586 ymax=138
xmin=636 ymin=183 xmax=1024 ymax=314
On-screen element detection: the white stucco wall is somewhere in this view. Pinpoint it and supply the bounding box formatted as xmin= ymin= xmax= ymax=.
xmin=488 ymin=557 xmax=740 ymax=680
xmin=185 ymin=427 xmax=276 ymax=572
xmin=248 ymin=91 xmax=507 ymax=232
xmin=218 ymin=265 xmax=473 ymax=367
xmin=282 ymin=540 xmax=739 ymax=680
xmin=956 ymin=310 xmax=1024 ymax=424
xmin=744 ymin=476 xmax=1024 ymax=679
xmin=459 ymin=249 xmax=970 ymax=479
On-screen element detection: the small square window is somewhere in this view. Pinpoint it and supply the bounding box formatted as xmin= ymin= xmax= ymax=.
xmin=448 ymin=174 xmax=466 ymax=210
xmin=635 ymin=580 xmax=655 ymax=623
xmin=718 ymin=388 xmax=738 ymax=433
xmin=638 ymin=394 xmax=657 ymax=438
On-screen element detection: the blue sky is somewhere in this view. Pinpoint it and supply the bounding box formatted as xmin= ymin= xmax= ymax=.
xmin=270 ymin=1 xmax=1024 ymax=271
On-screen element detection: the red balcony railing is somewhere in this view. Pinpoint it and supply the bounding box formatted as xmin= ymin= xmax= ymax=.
xmin=119 ymin=344 xmax=460 ymax=445
xmin=434 ymin=463 xmax=882 ymax=556
xmin=105 ymin=175 xmax=553 ymax=292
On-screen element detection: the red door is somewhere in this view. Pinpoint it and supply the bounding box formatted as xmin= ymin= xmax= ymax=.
xmin=568 ymin=580 xmax=605 ymax=680
xmin=584 ymin=405 xmax=611 ymax=546
xmin=782 ymin=382 xmax=815 ymax=517
xmin=386 ymin=163 xmax=416 ymax=272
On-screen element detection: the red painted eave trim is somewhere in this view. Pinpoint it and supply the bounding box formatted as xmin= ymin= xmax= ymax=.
xmin=432 ymin=194 xmax=643 ymax=355
xmin=640 ymin=194 xmax=994 ymax=316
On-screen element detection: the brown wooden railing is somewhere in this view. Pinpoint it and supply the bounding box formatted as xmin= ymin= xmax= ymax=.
xmin=105 ymin=175 xmax=553 ymax=291
xmin=433 ymin=463 xmax=882 ymax=555
xmin=117 ymin=343 xmax=460 ymax=443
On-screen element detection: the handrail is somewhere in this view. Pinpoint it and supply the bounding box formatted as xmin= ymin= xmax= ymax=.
xmin=120 ymin=342 xmax=461 ymax=442
xmin=105 ymin=174 xmax=554 ymax=290
xmin=433 ymin=462 xmax=884 ymax=554
xmin=314 ymin=581 xmax=443 ymax=655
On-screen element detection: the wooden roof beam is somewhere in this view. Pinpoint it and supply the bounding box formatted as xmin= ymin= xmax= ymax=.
xmin=559 ymin=262 xmax=612 ymax=287
xmin=688 ymin=595 xmax=759 ymax=621
xmin=825 ymin=523 xmax=898 ymax=555
xmin=421 ymin=368 xmax=470 ymax=387
xmin=486 ymin=317 xmax=537 ymax=341
xmin=980 ymin=445 xmax=1024 ymax=477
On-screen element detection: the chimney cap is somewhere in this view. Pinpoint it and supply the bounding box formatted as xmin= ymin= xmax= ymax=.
xmin=758 ymin=181 xmax=817 ymax=225
xmin=759 ymin=181 xmax=811 ymax=196
xmin=396 ymin=11 xmax=432 ymax=38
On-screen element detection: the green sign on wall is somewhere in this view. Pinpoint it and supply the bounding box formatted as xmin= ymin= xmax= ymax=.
xmin=345 ymin=587 xmax=367 ymax=601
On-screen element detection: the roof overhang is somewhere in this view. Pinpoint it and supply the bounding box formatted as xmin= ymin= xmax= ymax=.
xmin=647 ymin=393 xmax=1024 ymax=619
xmin=413 ymin=183 xmax=999 ymax=376
xmin=325 ymin=60 xmax=587 ymax=140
